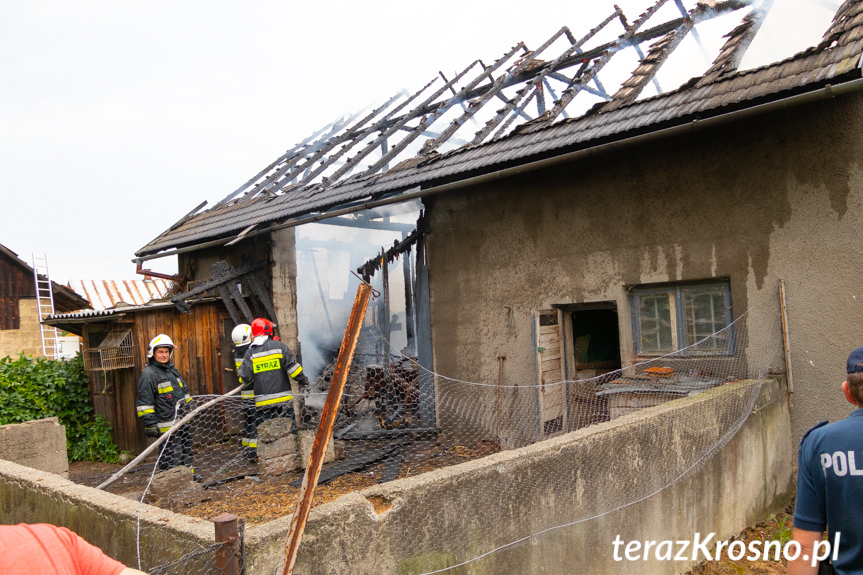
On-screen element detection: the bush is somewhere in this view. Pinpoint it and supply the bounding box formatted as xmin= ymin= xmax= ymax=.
xmin=0 ymin=353 xmax=120 ymax=463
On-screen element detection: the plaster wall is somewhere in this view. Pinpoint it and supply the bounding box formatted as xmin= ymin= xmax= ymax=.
xmin=424 ymin=91 xmax=863 ymax=447
xmin=0 ymin=299 xmax=44 ymax=358
xmin=245 ymin=378 xmax=792 ymax=574
xmin=0 ymin=459 xmax=213 ymax=572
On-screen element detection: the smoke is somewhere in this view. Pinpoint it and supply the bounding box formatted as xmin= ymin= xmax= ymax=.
xmin=294 ymin=201 xmax=422 ymax=381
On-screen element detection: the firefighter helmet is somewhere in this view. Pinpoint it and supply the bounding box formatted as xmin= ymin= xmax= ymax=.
xmin=231 ymin=323 xmax=252 ymax=347
xmin=147 ymin=334 xmax=176 ymax=359
xmin=250 ymin=318 xmax=275 ymax=338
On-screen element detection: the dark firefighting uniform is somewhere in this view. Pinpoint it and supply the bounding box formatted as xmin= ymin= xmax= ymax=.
xmin=234 ymin=346 xmax=257 ymax=460
xmin=239 ymin=336 xmax=308 ymax=431
xmin=136 ymin=357 xmax=193 ymax=471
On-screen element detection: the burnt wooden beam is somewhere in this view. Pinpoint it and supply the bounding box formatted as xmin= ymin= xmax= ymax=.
xmin=288 ymin=442 xmax=405 ymax=487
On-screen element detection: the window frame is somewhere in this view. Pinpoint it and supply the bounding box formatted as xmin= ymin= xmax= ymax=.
xmin=629 ymin=280 xmax=734 ymax=357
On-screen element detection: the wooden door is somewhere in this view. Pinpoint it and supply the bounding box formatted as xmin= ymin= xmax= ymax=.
xmin=535 ymin=310 xmax=566 ymax=439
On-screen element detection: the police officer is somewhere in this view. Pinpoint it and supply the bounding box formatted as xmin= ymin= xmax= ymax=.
xmin=239 ymin=318 xmax=309 ymax=433
xmin=136 ymin=334 xmax=194 ymax=473
xmin=231 ymin=323 xmax=256 ymax=462
xmin=788 ymin=346 xmax=863 ymax=574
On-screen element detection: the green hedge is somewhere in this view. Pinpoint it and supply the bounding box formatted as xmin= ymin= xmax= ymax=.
xmin=0 ymin=354 xmax=120 ymax=463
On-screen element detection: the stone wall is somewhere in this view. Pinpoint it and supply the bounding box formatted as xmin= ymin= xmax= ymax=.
xmin=0 ymin=299 xmax=44 ymax=358
xmin=0 ymin=417 xmax=68 ymax=477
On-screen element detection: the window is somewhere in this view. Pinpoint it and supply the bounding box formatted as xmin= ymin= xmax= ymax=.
xmin=631 ymin=281 xmax=733 ymax=356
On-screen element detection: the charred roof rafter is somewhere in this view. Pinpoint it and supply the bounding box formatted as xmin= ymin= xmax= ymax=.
xmin=140 ymin=0 xmax=779 ymax=259
xmin=218 ymin=0 xmax=754 ymax=204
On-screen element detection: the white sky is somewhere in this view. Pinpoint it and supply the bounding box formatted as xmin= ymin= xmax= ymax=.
xmin=0 ymin=0 xmax=838 ymax=284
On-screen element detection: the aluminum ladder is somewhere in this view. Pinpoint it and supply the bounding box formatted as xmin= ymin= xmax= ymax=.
xmin=32 ymin=254 xmax=58 ymax=360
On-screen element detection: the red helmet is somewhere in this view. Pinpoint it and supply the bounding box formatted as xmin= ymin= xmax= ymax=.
xmin=251 ymin=318 xmax=275 ymax=338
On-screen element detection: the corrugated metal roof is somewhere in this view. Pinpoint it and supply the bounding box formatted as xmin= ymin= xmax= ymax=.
xmin=67 ymin=279 xmax=172 ymax=311
xmin=45 ymin=299 xmax=180 ymax=322
xmin=45 ymin=309 xmax=119 ymax=321
xmin=137 ymin=0 xmax=863 ymax=258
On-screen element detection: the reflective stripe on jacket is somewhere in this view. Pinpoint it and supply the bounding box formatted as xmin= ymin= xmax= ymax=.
xmin=136 ymin=358 xmax=190 ymax=432
xmin=234 ymin=348 xmax=255 ymax=402
xmin=239 ymin=337 xmax=303 ymax=409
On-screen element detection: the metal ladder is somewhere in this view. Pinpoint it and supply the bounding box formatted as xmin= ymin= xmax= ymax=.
xmin=32 ymin=254 xmax=58 ymax=360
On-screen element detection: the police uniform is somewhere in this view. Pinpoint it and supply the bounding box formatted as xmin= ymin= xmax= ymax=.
xmin=794 ymin=409 xmax=863 ymax=574
xmin=239 ymin=336 xmax=307 ymax=431
xmin=136 ymin=357 xmax=194 ymax=471
xmin=234 ymin=347 xmax=257 ymax=460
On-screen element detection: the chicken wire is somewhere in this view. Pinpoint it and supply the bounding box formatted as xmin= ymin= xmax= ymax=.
xmin=131 ymin=304 xmax=784 ymax=573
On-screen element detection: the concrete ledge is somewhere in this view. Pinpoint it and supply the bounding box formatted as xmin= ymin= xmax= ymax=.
xmin=245 ymin=379 xmax=792 ymax=575
xmin=0 ymin=417 xmax=68 ymax=476
xmin=0 ymin=458 xmax=213 ymax=570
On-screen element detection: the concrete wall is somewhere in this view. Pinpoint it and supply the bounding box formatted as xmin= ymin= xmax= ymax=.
xmin=0 ymin=299 xmax=44 ymax=358
xmin=0 ymin=380 xmax=791 ymax=574
xmin=0 ymin=458 xmax=214 ymax=571
xmin=424 ymin=90 xmax=863 ymax=447
xmin=271 ymin=227 xmax=300 ymax=357
xmin=245 ymin=378 xmax=792 ymax=574
xmin=0 ymin=417 xmax=68 ymax=477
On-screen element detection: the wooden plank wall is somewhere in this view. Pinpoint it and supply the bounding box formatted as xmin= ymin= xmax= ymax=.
xmin=0 ymin=254 xmax=35 ymax=330
xmin=84 ymin=303 xmax=230 ymax=453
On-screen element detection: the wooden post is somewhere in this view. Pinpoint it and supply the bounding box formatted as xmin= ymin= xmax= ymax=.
xmin=282 ymin=281 xmax=373 ymax=575
xmin=213 ymin=513 xmax=241 ymax=575
xmin=779 ymin=279 xmax=794 ymax=393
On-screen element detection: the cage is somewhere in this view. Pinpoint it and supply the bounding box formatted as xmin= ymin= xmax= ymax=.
xmin=83 ymin=328 xmax=135 ymax=371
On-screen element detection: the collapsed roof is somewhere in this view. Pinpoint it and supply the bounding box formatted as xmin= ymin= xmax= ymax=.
xmin=137 ymin=0 xmax=863 ymax=260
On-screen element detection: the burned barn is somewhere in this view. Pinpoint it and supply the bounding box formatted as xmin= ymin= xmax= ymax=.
xmin=134 ymin=0 xmax=863 ymax=450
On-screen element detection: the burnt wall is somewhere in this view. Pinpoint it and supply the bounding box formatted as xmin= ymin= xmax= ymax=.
xmin=425 ymin=90 xmax=863 ymax=446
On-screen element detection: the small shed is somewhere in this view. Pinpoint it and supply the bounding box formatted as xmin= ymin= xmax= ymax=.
xmin=46 ymin=299 xmax=240 ymax=453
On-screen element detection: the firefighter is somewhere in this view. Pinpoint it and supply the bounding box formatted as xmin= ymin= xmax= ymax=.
xmin=231 ymin=323 xmax=257 ymax=462
xmin=239 ymin=318 xmax=309 ymax=434
xmin=136 ymin=334 xmax=194 ymax=474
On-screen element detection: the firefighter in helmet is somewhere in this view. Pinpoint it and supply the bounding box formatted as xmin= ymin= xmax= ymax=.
xmin=238 ymin=318 xmax=309 ymax=435
xmin=136 ymin=334 xmax=194 ymax=473
xmin=231 ymin=323 xmax=257 ymax=461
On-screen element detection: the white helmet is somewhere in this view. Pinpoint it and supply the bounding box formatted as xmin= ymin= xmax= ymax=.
xmin=231 ymin=324 xmax=252 ymax=347
xmin=147 ymin=334 xmax=176 ymax=359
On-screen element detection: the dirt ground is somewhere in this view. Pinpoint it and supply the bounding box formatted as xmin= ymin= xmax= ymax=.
xmin=686 ymin=505 xmax=795 ymax=575
xmin=69 ymin=439 xmax=491 ymax=526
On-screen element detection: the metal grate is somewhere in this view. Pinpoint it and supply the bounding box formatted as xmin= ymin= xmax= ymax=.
xmin=83 ymin=328 xmax=135 ymax=371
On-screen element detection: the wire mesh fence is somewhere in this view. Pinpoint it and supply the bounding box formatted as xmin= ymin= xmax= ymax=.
xmin=125 ymin=302 xmax=784 ymax=573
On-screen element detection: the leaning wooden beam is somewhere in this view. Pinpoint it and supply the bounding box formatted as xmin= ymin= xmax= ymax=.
xmin=282 ymin=280 xmax=373 ymax=575
xmin=287 ymin=443 xmax=405 ymax=488
xmin=96 ymin=385 xmax=244 ymax=490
